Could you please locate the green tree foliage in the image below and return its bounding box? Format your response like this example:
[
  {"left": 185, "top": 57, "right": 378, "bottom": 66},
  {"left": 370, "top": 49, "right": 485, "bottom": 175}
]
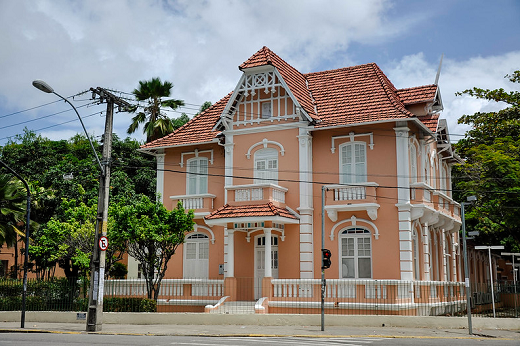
[
  {"left": 127, "top": 77, "right": 185, "bottom": 142},
  {"left": 454, "top": 70, "right": 520, "bottom": 251},
  {"left": 0, "top": 174, "right": 25, "bottom": 246},
  {"left": 1, "top": 130, "right": 156, "bottom": 278},
  {"left": 111, "top": 196, "right": 194, "bottom": 300}
]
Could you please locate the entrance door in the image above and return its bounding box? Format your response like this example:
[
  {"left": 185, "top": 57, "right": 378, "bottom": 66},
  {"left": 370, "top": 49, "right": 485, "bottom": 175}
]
[
  {"left": 183, "top": 233, "right": 209, "bottom": 279},
  {"left": 254, "top": 235, "right": 279, "bottom": 299}
]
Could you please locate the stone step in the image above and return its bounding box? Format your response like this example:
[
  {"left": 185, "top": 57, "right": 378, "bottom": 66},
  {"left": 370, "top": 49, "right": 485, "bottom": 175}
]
[{"left": 210, "top": 301, "right": 256, "bottom": 314}]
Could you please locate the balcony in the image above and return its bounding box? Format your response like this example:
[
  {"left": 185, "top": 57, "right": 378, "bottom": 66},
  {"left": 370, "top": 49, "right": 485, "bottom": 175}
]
[
  {"left": 324, "top": 183, "right": 379, "bottom": 221},
  {"left": 170, "top": 193, "right": 216, "bottom": 218},
  {"left": 226, "top": 183, "right": 288, "bottom": 206}
]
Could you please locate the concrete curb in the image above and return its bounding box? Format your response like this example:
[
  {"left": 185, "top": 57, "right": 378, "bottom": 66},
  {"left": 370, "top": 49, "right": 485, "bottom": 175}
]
[
  {"left": 0, "top": 328, "right": 513, "bottom": 340},
  {"left": 2, "top": 311, "right": 519, "bottom": 330}
]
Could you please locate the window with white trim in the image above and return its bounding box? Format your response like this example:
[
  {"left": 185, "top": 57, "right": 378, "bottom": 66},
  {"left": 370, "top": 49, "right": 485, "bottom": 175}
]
[
  {"left": 340, "top": 142, "right": 367, "bottom": 184},
  {"left": 340, "top": 227, "right": 372, "bottom": 278},
  {"left": 261, "top": 102, "right": 272, "bottom": 119},
  {"left": 254, "top": 148, "right": 278, "bottom": 184},
  {"left": 187, "top": 157, "right": 208, "bottom": 195},
  {"left": 410, "top": 144, "right": 418, "bottom": 183}
]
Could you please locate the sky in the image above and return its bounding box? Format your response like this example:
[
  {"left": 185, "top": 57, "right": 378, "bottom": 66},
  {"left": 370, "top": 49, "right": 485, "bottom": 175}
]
[{"left": 0, "top": 0, "right": 519, "bottom": 147}]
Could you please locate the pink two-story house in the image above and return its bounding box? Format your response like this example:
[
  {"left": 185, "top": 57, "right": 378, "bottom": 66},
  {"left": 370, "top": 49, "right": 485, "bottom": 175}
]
[{"left": 136, "top": 47, "right": 463, "bottom": 314}]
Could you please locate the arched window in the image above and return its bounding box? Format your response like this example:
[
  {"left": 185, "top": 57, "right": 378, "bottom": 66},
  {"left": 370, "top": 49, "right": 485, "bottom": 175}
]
[
  {"left": 254, "top": 148, "right": 278, "bottom": 184},
  {"left": 340, "top": 227, "right": 372, "bottom": 278},
  {"left": 183, "top": 233, "right": 209, "bottom": 278},
  {"left": 187, "top": 157, "right": 208, "bottom": 195},
  {"left": 340, "top": 142, "right": 367, "bottom": 184},
  {"left": 413, "top": 229, "right": 421, "bottom": 280}
]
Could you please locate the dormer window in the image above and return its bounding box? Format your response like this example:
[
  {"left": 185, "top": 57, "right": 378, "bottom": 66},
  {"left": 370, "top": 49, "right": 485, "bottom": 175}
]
[{"left": 261, "top": 102, "right": 271, "bottom": 119}]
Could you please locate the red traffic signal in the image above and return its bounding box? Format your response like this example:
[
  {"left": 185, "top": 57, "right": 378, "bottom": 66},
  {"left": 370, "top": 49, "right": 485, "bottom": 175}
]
[{"left": 321, "top": 248, "right": 331, "bottom": 269}]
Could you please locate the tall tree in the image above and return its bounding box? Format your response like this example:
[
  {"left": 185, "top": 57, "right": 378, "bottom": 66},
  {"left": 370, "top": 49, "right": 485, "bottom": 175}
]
[
  {"left": 0, "top": 173, "right": 25, "bottom": 247},
  {"left": 111, "top": 196, "right": 194, "bottom": 300},
  {"left": 127, "top": 77, "right": 185, "bottom": 142},
  {"left": 453, "top": 70, "right": 520, "bottom": 251}
]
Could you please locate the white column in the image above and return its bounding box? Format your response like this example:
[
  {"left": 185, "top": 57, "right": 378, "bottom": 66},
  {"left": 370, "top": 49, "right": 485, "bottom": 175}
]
[
  {"left": 264, "top": 228, "right": 272, "bottom": 277},
  {"left": 422, "top": 223, "right": 431, "bottom": 281},
  {"left": 440, "top": 229, "right": 447, "bottom": 281},
  {"left": 156, "top": 153, "right": 165, "bottom": 203},
  {"left": 225, "top": 229, "right": 235, "bottom": 278},
  {"left": 298, "top": 128, "right": 314, "bottom": 279},
  {"left": 224, "top": 134, "right": 234, "bottom": 205},
  {"left": 395, "top": 125, "right": 413, "bottom": 280}
]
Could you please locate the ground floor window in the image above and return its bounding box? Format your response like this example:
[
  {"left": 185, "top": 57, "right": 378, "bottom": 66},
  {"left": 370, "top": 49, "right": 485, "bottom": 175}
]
[{"left": 340, "top": 227, "right": 372, "bottom": 278}]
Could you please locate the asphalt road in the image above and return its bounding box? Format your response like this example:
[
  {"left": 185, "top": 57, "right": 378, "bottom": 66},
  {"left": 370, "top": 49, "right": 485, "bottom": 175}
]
[{"left": 0, "top": 334, "right": 518, "bottom": 346}]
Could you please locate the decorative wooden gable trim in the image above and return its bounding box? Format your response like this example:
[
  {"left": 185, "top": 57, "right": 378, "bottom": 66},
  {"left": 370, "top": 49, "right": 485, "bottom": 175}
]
[{"left": 218, "top": 66, "right": 313, "bottom": 130}]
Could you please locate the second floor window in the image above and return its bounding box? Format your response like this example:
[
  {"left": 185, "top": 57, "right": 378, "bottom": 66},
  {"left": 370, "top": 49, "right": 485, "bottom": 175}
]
[
  {"left": 254, "top": 148, "right": 278, "bottom": 184},
  {"left": 187, "top": 157, "right": 208, "bottom": 195},
  {"left": 340, "top": 142, "right": 366, "bottom": 184}
]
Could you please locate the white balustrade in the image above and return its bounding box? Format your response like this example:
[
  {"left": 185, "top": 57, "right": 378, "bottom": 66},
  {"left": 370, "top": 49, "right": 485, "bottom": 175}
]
[{"left": 334, "top": 186, "right": 366, "bottom": 201}]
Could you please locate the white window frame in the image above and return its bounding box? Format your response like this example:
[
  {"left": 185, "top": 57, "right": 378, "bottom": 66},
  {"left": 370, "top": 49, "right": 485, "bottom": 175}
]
[
  {"left": 261, "top": 101, "right": 272, "bottom": 119},
  {"left": 410, "top": 143, "right": 418, "bottom": 183},
  {"left": 183, "top": 233, "right": 210, "bottom": 279},
  {"left": 186, "top": 157, "right": 208, "bottom": 195},
  {"left": 339, "top": 227, "right": 372, "bottom": 279},
  {"left": 339, "top": 142, "right": 367, "bottom": 184},
  {"left": 254, "top": 148, "right": 278, "bottom": 184}
]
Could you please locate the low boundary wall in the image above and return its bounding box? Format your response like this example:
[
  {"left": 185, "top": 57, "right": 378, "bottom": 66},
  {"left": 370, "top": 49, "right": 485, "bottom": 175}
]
[{"left": 0, "top": 311, "right": 518, "bottom": 330}]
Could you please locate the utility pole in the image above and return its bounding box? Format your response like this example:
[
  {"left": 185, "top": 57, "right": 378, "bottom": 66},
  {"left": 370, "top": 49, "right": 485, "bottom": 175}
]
[{"left": 86, "top": 87, "right": 131, "bottom": 332}]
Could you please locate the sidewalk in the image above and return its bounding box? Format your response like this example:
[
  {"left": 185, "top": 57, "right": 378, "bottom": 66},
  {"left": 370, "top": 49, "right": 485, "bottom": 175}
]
[{"left": 1, "top": 322, "right": 519, "bottom": 340}]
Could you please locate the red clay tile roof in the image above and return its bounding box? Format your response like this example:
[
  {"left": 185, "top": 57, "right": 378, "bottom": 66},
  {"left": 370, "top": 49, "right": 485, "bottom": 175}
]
[
  {"left": 305, "top": 63, "right": 414, "bottom": 128},
  {"left": 205, "top": 202, "right": 298, "bottom": 221},
  {"left": 142, "top": 47, "right": 438, "bottom": 149},
  {"left": 140, "top": 93, "right": 231, "bottom": 149},
  {"left": 240, "top": 46, "right": 318, "bottom": 120},
  {"left": 417, "top": 113, "right": 439, "bottom": 132},
  {"left": 397, "top": 85, "right": 438, "bottom": 105}
]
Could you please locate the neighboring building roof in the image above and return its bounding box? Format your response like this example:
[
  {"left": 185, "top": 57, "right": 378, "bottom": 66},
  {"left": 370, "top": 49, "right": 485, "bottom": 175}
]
[
  {"left": 417, "top": 113, "right": 440, "bottom": 132},
  {"left": 240, "top": 46, "right": 318, "bottom": 120},
  {"left": 205, "top": 202, "right": 299, "bottom": 221},
  {"left": 141, "top": 93, "right": 231, "bottom": 149},
  {"left": 397, "top": 85, "right": 438, "bottom": 105}
]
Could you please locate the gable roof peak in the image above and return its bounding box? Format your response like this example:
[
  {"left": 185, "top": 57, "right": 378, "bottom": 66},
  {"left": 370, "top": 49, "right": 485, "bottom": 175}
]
[{"left": 239, "top": 46, "right": 280, "bottom": 70}]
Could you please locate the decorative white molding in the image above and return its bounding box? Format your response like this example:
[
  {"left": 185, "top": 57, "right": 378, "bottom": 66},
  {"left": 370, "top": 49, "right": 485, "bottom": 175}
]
[
  {"left": 189, "top": 225, "right": 216, "bottom": 244},
  {"left": 330, "top": 216, "right": 380, "bottom": 240},
  {"left": 324, "top": 203, "right": 379, "bottom": 222},
  {"left": 246, "top": 138, "right": 285, "bottom": 159},
  {"left": 331, "top": 132, "right": 374, "bottom": 153},
  {"left": 180, "top": 149, "right": 214, "bottom": 167}
]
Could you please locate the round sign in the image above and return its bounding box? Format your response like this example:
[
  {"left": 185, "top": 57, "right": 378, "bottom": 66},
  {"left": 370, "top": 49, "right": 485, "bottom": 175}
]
[{"left": 98, "top": 236, "right": 109, "bottom": 251}]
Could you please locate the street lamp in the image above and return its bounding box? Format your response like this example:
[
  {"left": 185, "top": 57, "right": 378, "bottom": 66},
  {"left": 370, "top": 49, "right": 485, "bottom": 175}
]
[
  {"left": 460, "top": 195, "right": 476, "bottom": 335},
  {"left": 0, "top": 160, "right": 31, "bottom": 329},
  {"left": 474, "top": 245, "right": 505, "bottom": 318},
  {"left": 32, "top": 80, "right": 103, "bottom": 173},
  {"left": 33, "top": 80, "right": 113, "bottom": 332}
]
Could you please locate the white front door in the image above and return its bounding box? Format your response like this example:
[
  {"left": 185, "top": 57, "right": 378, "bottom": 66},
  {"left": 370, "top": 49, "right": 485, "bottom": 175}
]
[
  {"left": 254, "top": 235, "right": 279, "bottom": 299},
  {"left": 183, "top": 233, "right": 209, "bottom": 279}
]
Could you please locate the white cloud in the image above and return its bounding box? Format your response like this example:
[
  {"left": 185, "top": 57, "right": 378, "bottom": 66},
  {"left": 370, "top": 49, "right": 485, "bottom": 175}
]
[
  {"left": 385, "top": 52, "right": 520, "bottom": 140},
  {"left": 0, "top": 0, "right": 518, "bottom": 146}
]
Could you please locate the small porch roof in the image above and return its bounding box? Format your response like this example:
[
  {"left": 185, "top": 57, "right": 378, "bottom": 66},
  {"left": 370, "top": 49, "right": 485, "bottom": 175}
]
[{"left": 204, "top": 202, "right": 300, "bottom": 226}]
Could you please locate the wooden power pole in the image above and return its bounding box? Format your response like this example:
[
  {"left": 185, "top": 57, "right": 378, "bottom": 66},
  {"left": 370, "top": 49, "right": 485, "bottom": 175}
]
[{"left": 86, "top": 87, "right": 131, "bottom": 332}]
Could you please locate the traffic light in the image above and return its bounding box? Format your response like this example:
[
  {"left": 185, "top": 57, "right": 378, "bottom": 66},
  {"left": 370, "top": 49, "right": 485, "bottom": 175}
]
[{"left": 321, "top": 249, "right": 331, "bottom": 269}]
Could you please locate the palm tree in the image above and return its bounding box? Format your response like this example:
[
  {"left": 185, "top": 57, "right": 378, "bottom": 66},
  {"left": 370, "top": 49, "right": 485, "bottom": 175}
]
[
  {"left": 127, "top": 77, "right": 185, "bottom": 142},
  {"left": 0, "top": 173, "right": 25, "bottom": 247}
]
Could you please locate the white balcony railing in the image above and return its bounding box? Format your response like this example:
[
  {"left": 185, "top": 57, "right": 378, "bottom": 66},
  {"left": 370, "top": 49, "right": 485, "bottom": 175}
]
[
  {"left": 170, "top": 194, "right": 216, "bottom": 210},
  {"left": 226, "top": 184, "right": 288, "bottom": 203}
]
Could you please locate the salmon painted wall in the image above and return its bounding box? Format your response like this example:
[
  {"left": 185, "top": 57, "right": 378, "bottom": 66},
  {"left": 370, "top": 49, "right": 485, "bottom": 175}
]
[{"left": 311, "top": 123, "right": 402, "bottom": 279}]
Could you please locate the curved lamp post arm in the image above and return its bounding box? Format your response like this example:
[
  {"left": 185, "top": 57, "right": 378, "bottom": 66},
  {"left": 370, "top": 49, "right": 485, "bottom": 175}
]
[{"left": 32, "top": 80, "right": 104, "bottom": 175}]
